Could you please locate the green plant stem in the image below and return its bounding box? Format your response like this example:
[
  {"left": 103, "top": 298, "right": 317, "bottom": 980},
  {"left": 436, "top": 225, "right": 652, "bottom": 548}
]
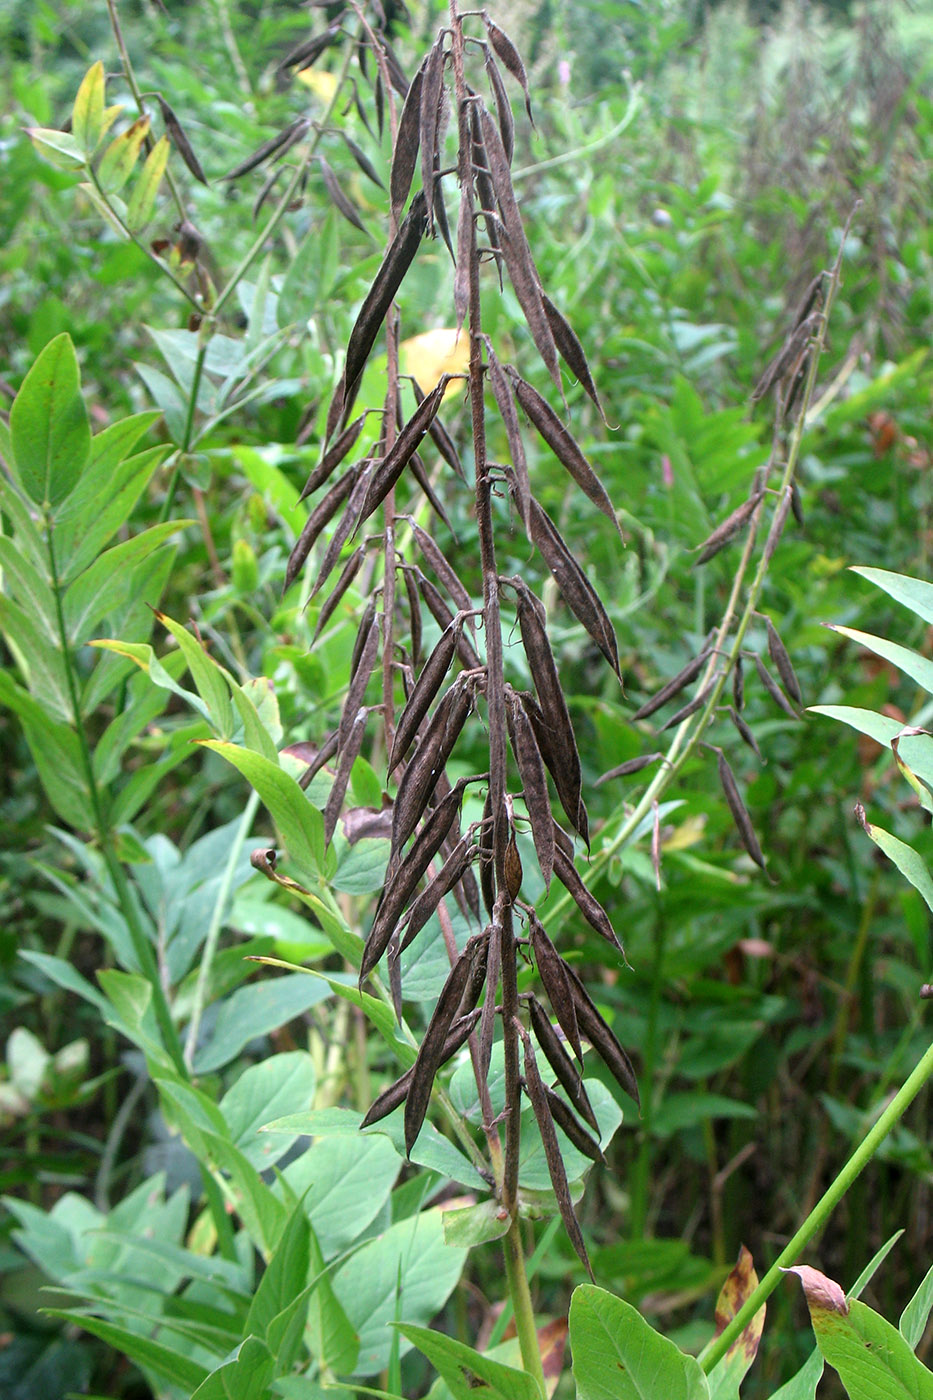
[
  {"left": 183, "top": 789, "right": 260, "bottom": 1067},
  {"left": 512, "top": 84, "right": 642, "bottom": 184},
  {"left": 503, "top": 1215, "right": 547, "bottom": 1399},
  {"left": 628, "top": 908, "right": 665, "bottom": 1239},
  {"left": 698, "top": 1031, "right": 933, "bottom": 1373}
]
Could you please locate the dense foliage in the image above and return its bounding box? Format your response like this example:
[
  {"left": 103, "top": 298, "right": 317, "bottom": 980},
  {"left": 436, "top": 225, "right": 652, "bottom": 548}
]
[{"left": 1, "top": 2, "right": 932, "bottom": 1398}]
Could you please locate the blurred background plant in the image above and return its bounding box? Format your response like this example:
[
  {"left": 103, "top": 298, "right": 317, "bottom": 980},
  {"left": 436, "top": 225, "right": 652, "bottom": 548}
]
[{"left": 1, "top": 0, "right": 932, "bottom": 1396}]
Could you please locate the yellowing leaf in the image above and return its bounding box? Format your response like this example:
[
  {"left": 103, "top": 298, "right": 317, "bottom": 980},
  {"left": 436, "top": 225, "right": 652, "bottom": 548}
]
[
  {"left": 72, "top": 62, "right": 106, "bottom": 154},
  {"left": 296, "top": 69, "right": 339, "bottom": 103},
  {"left": 126, "top": 134, "right": 170, "bottom": 231},
  {"left": 401, "top": 328, "right": 469, "bottom": 398},
  {"left": 662, "top": 812, "right": 707, "bottom": 852}
]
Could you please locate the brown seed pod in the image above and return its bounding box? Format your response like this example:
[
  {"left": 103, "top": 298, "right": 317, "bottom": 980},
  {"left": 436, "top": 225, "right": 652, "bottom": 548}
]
[
  {"left": 542, "top": 1083, "right": 605, "bottom": 1164},
  {"left": 339, "top": 607, "right": 380, "bottom": 753},
  {"left": 503, "top": 822, "right": 523, "bottom": 901},
  {"left": 411, "top": 379, "right": 465, "bottom": 479},
  {"left": 360, "top": 378, "right": 450, "bottom": 524},
  {"left": 507, "top": 691, "right": 555, "bottom": 891},
  {"left": 509, "top": 371, "right": 622, "bottom": 537},
  {"left": 754, "top": 652, "right": 799, "bottom": 719},
  {"left": 630, "top": 645, "right": 712, "bottom": 722},
  {"left": 416, "top": 571, "right": 482, "bottom": 671},
  {"left": 468, "top": 101, "right": 503, "bottom": 275},
  {"left": 527, "top": 919, "right": 582, "bottom": 1063},
  {"left": 389, "top": 617, "right": 461, "bottom": 771},
  {"left": 478, "top": 908, "right": 502, "bottom": 1083},
  {"left": 286, "top": 467, "right": 359, "bottom": 592},
  {"left": 390, "top": 684, "right": 475, "bottom": 856},
  {"left": 657, "top": 679, "right": 715, "bottom": 731},
  {"left": 410, "top": 521, "right": 472, "bottom": 616},
  {"left": 221, "top": 117, "right": 310, "bottom": 181},
  {"left": 541, "top": 292, "right": 604, "bottom": 419},
  {"left": 765, "top": 616, "right": 802, "bottom": 705},
  {"left": 693, "top": 490, "right": 765, "bottom": 565},
  {"left": 312, "top": 546, "right": 365, "bottom": 643},
  {"left": 401, "top": 564, "right": 423, "bottom": 671},
  {"left": 732, "top": 654, "right": 745, "bottom": 712},
  {"left": 551, "top": 843, "right": 625, "bottom": 957},
  {"left": 485, "top": 341, "right": 531, "bottom": 529},
  {"left": 157, "top": 96, "right": 208, "bottom": 185},
  {"left": 596, "top": 753, "right": 662, "bottom": 785},
  {"left": 526, "top": 496, "right": 621, "bottom": 679},
  {"left": 390, "top": 56, "right": 424, "bottom": 220},
  {"left": 419, "top": 34, "right": 447, "bottom": 233},
  {"left": 293, "top": 729, "right": 338, "bottom": 790},
  {"left": 484, "top": 48, "right": 514, "bottom": 165},
  {"left": 527, "top": 993, "right": 597, "bottom": 1125},
  {"left": 761, "top": 484, "right": 794, "bottom": 568},
  {"left": 339, "top": 133, "right": 385, "bottom": 191},
  {"left": 398, "top": 831, "right": 478, "bottom": 954},
  {"left": 318, "top": 155, "right": 368, "bottom": 233},
  {"left": 483, "top": 17, "right": 534, "bottom": 126},
  {"left": 518, "top": 1026, "right": 593, "bottom": 1278},
  {"left": 310, "top": 462, "right": 374, "bottom": 598},
  {"left": 717, "top": 749, "right": 768, "bottom": 873},
  {"left": 359, "top": 1007, "right": 481, "bottom": 1129},
  {"left": 728, "top": 705, "right": 763, "bottom": 761},
  {"left": 276, "top": 27, "right": 339, "bottom": 76},
  {"left": 324, "top": 707, "right": 369, "bottom": 845},
  {"left": 298, "top": 414, "right": 368, "bottom": 501},
  {"left": 518, "top": 689, "right": 588, "bottom": 847},
  {"left": 563, "top": 963, "right": 640, "bottom": 1109}
]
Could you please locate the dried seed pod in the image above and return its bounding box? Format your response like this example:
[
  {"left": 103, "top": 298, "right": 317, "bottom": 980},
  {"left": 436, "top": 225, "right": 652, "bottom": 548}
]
[
  {"left": 310, "top": 462, "right": 373, "bottom": 597},
  {"left": 717, "top": 749, "right": 768, "bottom": 873},
  {"left": 157, "top": 96, "right": 208, "bottom": 184},
  {"left": 417, "top": 571, "right": 482, "bottom": 671},
  {"left": 390, "top": 56, "right": 424, "bottom": 219},
  {"left": 318, "top": 155, "right": 368, "bottom": 233},
  {"left": 765, "top": 616, "right": 802, "bottom": 704},
  {"left": 506, "top": 690, "right": 554, "bottom": 890},
  {"left": 519, "top": 689, "right": 588, "bottom": 847},
  {"left": 694, "top": 490, "right": 765, "bottom": 565},
  {"left": 528, "top": 920, "right": 582, "bottom": 1063},
  {"left": 286, "top": 467, "right": 358, "bottom": 592},
  {"left": 339, "top": 607, "right": 380, "bottom": 753},
  {"left": 754, "top": 652, "right": 799, "bottom": 719},
  {"left": 468, "top": 101, "right": 503, "bottom": 274},
  {"left": 761, "top": 484, "right": 794, "bottom": 568},
  {"left": 519, "top": 1026, "right": 592, "bottom": 1278},
  {"left": 324, "top": 707, "right": 369, "bottom": 845},
  {"left": 390, "top": 684, "right": 475, "bottom": 856},
  {"left": 483, "top": 17, "right": 534, "bottom": 125},
  {"left": 485, "top": 341, "right": 531, "bottom": 528},
  {"left": 402, "top": 564, "right": 423, "bottom": 670},
  {"left": 389, "top": 617, "right": 461, "bottom": 771},
  {"left": 349, "top": 597, "right": 377, "bottom": 680},
  {"left": 503, "top": 821, "right": 523, "bottom": 901},
  {"left": 411, "top": 379, "right": 465, "bottom": 479},
  {"left": 340, "top": 133, "right": 385, "bottom": 190},
  {"left": 596, "top": 753, "right": 662, "bottom": 785},
  {"left": 408, "top": 450, "right": 455, "bottom": 532},
  {"left": 543, "top": 1083, "right": 604, "bottom": 1163},
  {"left": 360, "top": 377, "right": 450, "bottom": 523},
  {"left": 294, "top": 729, "right": 338, "bottom": 790},
  {"left": 484, "top": 48, "right": 514, "bottom": 164},
  {"left": 541, "top": 292, "right": 604, "bottom": 418},
  {"left": 342, "top": 190, "right": 429, "bottom": 418},
  {"left": 277, "top": 27, "right": 338, "bottom": 76},
  {"left": 791, "top": 480, "right": 805, "bottom": 526},
  {"left": 222, "top": 117, "right": 310, "bottom": 181},
  {"left": 405, "top": 932, "right": 488, "bottom": 1153},
  {"left": 728, "top": 705, "right": 763, "bottom": 761},
  {"left": 479, "top": 787, "right": 496, "bottom": 919},
  {"left": 312, "top": 546, "right": 365, "bottom": 643},
  {"left": 419, "top": 34, "right": 447, "bottom": 233},
  {"left": 526, "top": 496, "right": 621, "bottom": 678},
  {"left": 630, "top": 646, "right": 711, "bottom": 722},
  {"left": 478, "top": 908, "right": 501, "bottom": 1083},
  {"left": 563, "top": 963, "right": 640, "bottom": 1109},
  {"left": 527, "top": 995, "right": 599, "bottom": 1138},
  {"left": 552, "top": 843, "right": 625, "bottom": 957},
  {"left": 360, "top": 1007, "right": 481, "bottom": 1129},
  {"left": 508, "top": 372, "right": 621, "bottom": 537},
  {"left": 658, "top": 679, "right": 715, "bottom": 731},
  {"left": 732, "top": 654, "right": 745, "bottom": 712},
  {"left": 298, "top": 414, "right": 367, "bottom": 501},
  {"left": 398, "top": 831, "right": 478, "bottom": 954},
  {"left": 411, "top": 521, "right": 472, "bottom": 616}
]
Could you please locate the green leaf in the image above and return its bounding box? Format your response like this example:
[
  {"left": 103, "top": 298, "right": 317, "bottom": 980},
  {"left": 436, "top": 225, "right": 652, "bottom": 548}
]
[
  {"left": 651, "top": 1093, "right": 757, "bottom": 1139},
  {"left": 229, "top": 678, "right": 280, "bottom": 763},
  {"left": 10, "top": 334, "right": 91, "bottom": 507},
  {"left": 283, "top": 1130, "right": 401, "bottom": 1258},
  {"left": 857, "top": 816, "right": 933, "bottom": 915},
  {"left": 441, "top": 1199, "right": 511, "bottom": 1249},
  {"left": 97, "top": 115, "right": 151, "bottom": 193},
  {"left": 246, "top": 1199, "right": 310, "bottom": 1357},
  {"left": 57, "top": 430, "right": 166, "bottom": 580},
  {"left": 827, "top": 625, "right": 933, "bottom": 699},
  {"left": 72, "top": 62, "right": 106, "bottom": 154},
  {"left": 41, "top": 1312, "right": 208, "bottom": 1392},
  {"left": 64, "top": 523, "right": 190, "bottom": 644},
  {"left": 200, "top": 743, "right": 325, "bottom": 876},
  {"left": 26, "top": 126, "right": 86, "bottom": 170},
  {"left": 158, "top": 612, "right": 235, "bottom": 736},
  {"left": 397, "top": 1323, "right": 541, "bottom": 1400},
  {"left": 189, "top": 1336, "right": 275, "bottom": 1399},
  {"left": 0, "top": 596, "right": 73, "bottom": 721},
  {"left": 0, "top": 536, "right": 57, "bottom": 640},
  {"left": 570, "top": 1285, "right": 710, "bottom": 1400},
  {"left": 810, "top": 707, "right": 933, "bottom": 792},
  {"left": 851, "top": 566, "right": 933, "bottom": 627},
  {"left": 126, "top": 134, "right": 169, "bottom": 231},
  {"left": 332, "top": 1209, "right": 467, "bottom": 1377},
  {"left": 195, "top": 974, "right": 332, "bottom": 1075},
  {"left": 306, "top": 1220, "right": 359, "bottom": 1375},
  {"left": 220, "top": 1052, "right": 316, "bottom": 1169},
  {"left": 135, "top": 362, "right": 189, "bottom": 443},
  {"left": 901, "top": 1262, "right": 933, "bottom": 1350},
  {"left": 0, "top": 670, "right": 92, "bottom": 827},
  {"left": 789, "top": 1268, "right": 933, "bottom": 1400},
  {"left": 18, "top": 951, "right": 110, "bottom": 1015},
  {"left": 202, "top": 1130, "right": 288, "bottom": 1255}
]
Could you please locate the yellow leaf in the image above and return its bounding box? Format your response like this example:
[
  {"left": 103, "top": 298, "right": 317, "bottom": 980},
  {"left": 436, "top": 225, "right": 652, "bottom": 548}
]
[
  {"left": 400, "top": 328, "right": 469, "bottom": 398},
  {"left": 296, "top": 69, "right": 339, "bottom": 103},
  {"left": 661, "top": 813, "right": 707, "bottom": 852}
]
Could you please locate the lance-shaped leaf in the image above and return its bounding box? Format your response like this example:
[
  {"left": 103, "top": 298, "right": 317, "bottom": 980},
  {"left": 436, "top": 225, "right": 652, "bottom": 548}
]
[
  {"left": 527, "top": 496, "right": 621, "bottom": 678},
  {"left": 359, "top": 377, "right": 449, "bottom": 523},
  {"left": 541, "top": 292, "right": 604, "bottom": 418},
  {"left": 419, "top": 33, "right": 447, "bottom": 233},
  {"left": 483, "top": 18, "right": 534, "bottom": 126},
  {"left": 478, "top": 106, "right": 561, "bottom": 393},
  {"left": 389, "top": 616, "right": 462, "bottom": 772},
  {"left": 298, "top": 414, "right": 367, "bottom": 502},
  {"left": 359, "top": 1009, "right": 481, "bottom": 1128},
  {"left": 97, "top": 115, "right": 151, "bottom": 193},
  {"left": 507, "top": 692, "right": 554, "bottom": 890},
  {"left": 391, "top": 680, "right": 475, "bottom": 856},
  {"left": 717, "top": 750, "right": 769, "bottom": 874},
  {"left": 342, "top": 190, "right": 429, "bottom": 412},
  {"left": 125, "top": 135, "right": 170, "bottom": 232},
  {"left": 286, "top": 466, "right": 358, "bottom": 592},
  {"left": 157, "top": 96, "right": 208, "bottom": 184},
  {"left": 709, "top": 1246, "right": 766, "bottom": 1400},
  {"left": 405, "top": 933, "right": 488, "bottom": 1154},
  {"left": 73, "top": 62, "right": 106, "bottom": 154},
  {"left": 399, "top": 832, "right": 479, "bottom": 954},
  {"left": 519, "top": 1025, "right": 592, "bottom": 1278},
  {"left": 509, "top": 371, "right": 621, "bottom": 537},
  {"left": 390, "top": 56, "right": 425, "bottom": 220},
  {"left": 221, "top": 117, "right": 310, "bottom": 181},
  {"left": 527, "top": 996, "right": 597, "bottom": 1132},
  {"left": 564, "top": 963, "right": 640, "bottom": 1109}
]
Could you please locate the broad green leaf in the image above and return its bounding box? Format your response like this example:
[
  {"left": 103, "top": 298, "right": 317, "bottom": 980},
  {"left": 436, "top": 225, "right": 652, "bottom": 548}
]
[
  {"left": 229, "top": 678, "right": 280, "bottom": 763},
  {"left": 10, "top": 334, "right": 90, "bottom": 507},
  {"left": 397, "top": 1323, "right": 541, "bottom": 1400},
  {"left": 25, "top": 126, "right": 86, "bottom": 169},
  {"left": 220, "top": 1052, "right": 316, "bottom": 1169},
  {"left": 652, "top": 1093, "right": 758, "bottom": 1138},
  {"left": 226, "top": 445, "right": 305, "bottom": 536},
  {"left": 857, "top": 816, "right": 933, "bottom": 914},
  {"left": 765, "top": 1349, "right": 823, "bottom": 1400},
  {"left": 333, "top": 1209, "right": 467, "bottom": 1377},
  {"left": 18, "top": 951, "right": 110, "bottom": 1015},
  {"left": 306, "top": 1220, "right": 359, "bottom": 1375},
  {"left": 158, "top": 612, "right": 235, "bottom": 736},
  {"left": 63, "top": 523, "right": 189, "bottom": 644},
  {"left": 97, "top": 115, "right": 150, "bottom": 193},
  {"left": 441, "top": 1199, "right": 511, "bottom": 1249},
  {"left": 570, "top": 1285, "right": 710, "bottom": 1400},
  {"left": 246, "top": 1199, "right": 310, "bottom": 1355},
  {"left": 788, "top": 1267, "right": 933, "bottom": 1400},
  {"left": 707, "top": 1247, "right": 765, "bottom": 1400},
  {"left": 57, "top": 435, "right": 167, "bottom": 580},
  {"left": 202, "top": 1129, "right": 288, "bottom": 1255},
  {"left": 810, "top": 706, "right": 933, "bottom": 792},
  {"left": 200, "top": 743, "right": 325, "bottom": 876},
  {"left": 72, "top": 62, "right": 105, "bottom": 153},
  {"left": 98, "top": 969, "right": 168, "bottom": 1062},
  {"left": 0, "top": 671, "right": 92, "bottom": 827},
  {"left": 0, "top": 595, "right": 72, "bottom": 721},
  {"left": 41, "top": 1312, "right": 208, "bottom": 1392},
  {"left": 283, "top": 1130, "right": 401, "bottom": 1257},
  {"left": 332, "top": 836, "right": 391, "bottom": 894},
  {"left": 189, "top": 1337, "right": 275, "bottom": 1399},
  {"left": 126, "top": 134, "right": 169, "bottom": 230},
  {"left": 0, "top": 537, "right": 57, "bottom": 640},
  {"left": 827, "top": 625, "right": 933, "bottom": 699},
  {"left": 135, "top": 361, "right": 189, "bottom": 443},
  {"left": 852, "top": 566, "right": 933, "bottom": 627},
  {"left": 194, "top": 974, "right": 333, "bottom": 1075},
  {"left": 901, "top": 1262, "right": 933, "bottom": 1350}
]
